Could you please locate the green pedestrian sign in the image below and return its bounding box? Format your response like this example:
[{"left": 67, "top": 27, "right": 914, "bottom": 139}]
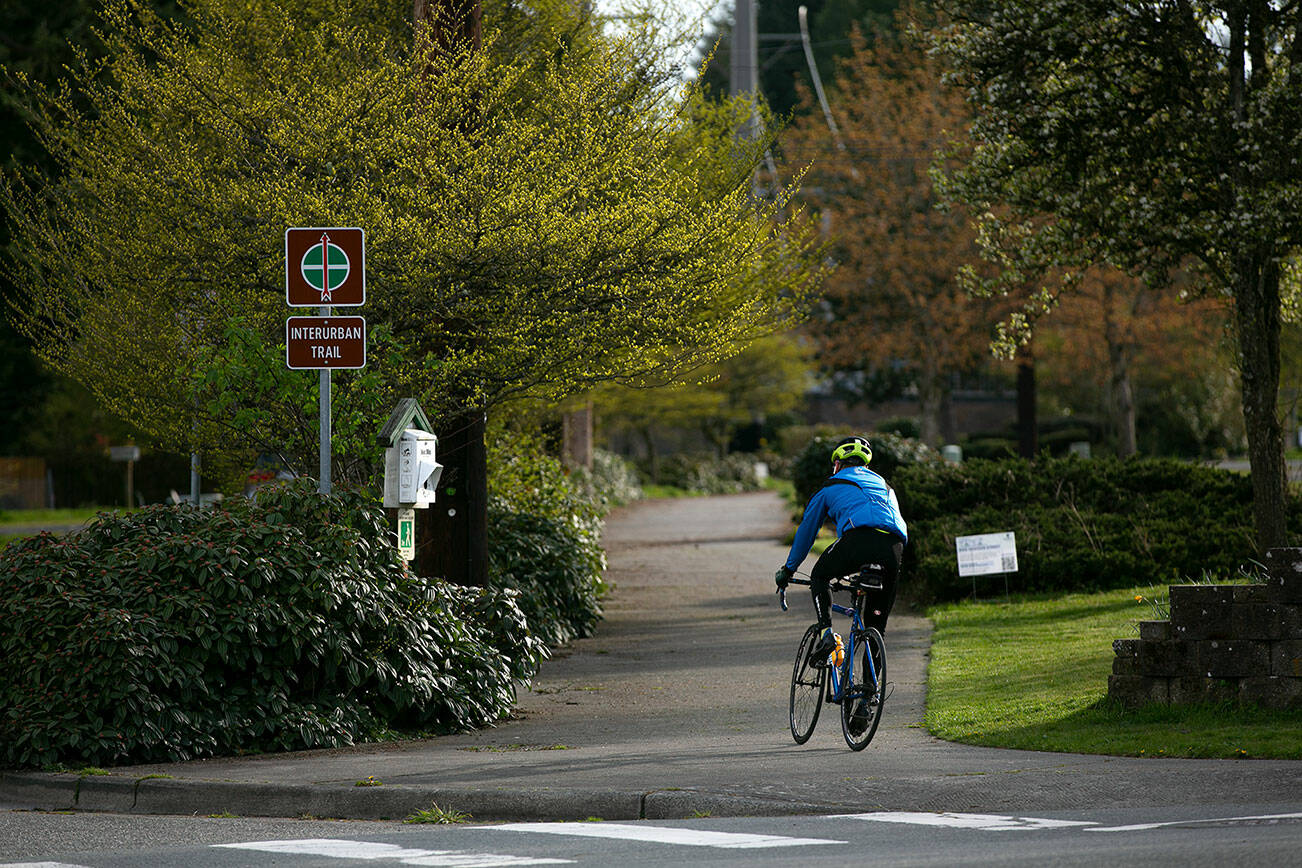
[{"left": 397, "top": 508, "right": 416, "bottom": 561}]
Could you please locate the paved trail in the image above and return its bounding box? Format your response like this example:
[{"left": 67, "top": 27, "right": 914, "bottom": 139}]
[{"left": 4, "top": 492, "right": 1299, "bottom": 821}]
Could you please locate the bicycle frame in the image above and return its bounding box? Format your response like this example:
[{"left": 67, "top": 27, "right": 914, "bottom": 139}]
[
  {"left": 781, "top": 577, "right": 881, "bottom": 704},
  {"left": 822, "top": 599, "right": 859, "bottom": 704}
]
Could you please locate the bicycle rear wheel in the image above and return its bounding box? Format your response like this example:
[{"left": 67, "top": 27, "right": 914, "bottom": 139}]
[
  {"left": 841, "top": 627, "right": 886, "bottom": 751},
  {"left": 789, "top": 624, "right": 826, "bottom": 744}
]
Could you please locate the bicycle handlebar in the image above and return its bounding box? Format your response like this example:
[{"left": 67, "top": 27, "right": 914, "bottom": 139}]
[
  {"left": 778, "top": 576, "right": 810, "bottom": 611},
  {"left": 777, "top": 573, "right": 883, "bottom": 612}
]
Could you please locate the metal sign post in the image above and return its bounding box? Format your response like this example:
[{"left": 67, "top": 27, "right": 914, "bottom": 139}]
[
  {"left": 109, "top": 445, "right": 141, "bottom": 509},
  {"left": 319, "top": 305, "right": 332, "bottom": 494}
]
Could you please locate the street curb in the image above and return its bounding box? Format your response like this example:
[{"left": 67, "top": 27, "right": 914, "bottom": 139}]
[
  {"left": 0, "top": 772, "right": 844, "bottom": 822},
  {"left": 640, "top": 790, "right": 850, "bottom": 819},
  {"left": 1, "top": 771, "right": 79, "bottom": 811}
]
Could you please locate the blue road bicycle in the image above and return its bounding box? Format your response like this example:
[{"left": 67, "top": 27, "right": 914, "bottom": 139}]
[{"left": 779, "top": 570, "right": 888, "bottom": 751}]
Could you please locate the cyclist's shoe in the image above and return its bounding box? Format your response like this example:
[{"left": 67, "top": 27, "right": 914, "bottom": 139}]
[
  {"left": 846, "top": 699, "right": 870, "bottom": 734},
  {"left": 807, "top": 627, "right": 836, "bottom": 668}
]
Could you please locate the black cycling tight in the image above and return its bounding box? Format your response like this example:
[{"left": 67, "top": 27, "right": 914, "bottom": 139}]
[{"left": 809, "top": 526, "right": 903, "bottom": 633}]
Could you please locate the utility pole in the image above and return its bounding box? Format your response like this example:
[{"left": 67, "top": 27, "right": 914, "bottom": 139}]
[
  {"left": 730, "top": 0, "right": 760, "bottom": 140},
  {"left": 730, "top": 0, "right": 762, "bottom": 198},
  {"left": 730, "top": 0, "right": 758, "bottom": 99}
]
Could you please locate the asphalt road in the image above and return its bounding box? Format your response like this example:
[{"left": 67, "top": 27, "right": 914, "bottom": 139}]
[{"left": 6, "top": 805, "right": 1302, "bottom": 866}]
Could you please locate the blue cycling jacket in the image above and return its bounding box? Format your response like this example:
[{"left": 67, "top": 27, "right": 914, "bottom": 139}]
[{"left": 784, "top": 466, "right": 908, "bottom": 572}]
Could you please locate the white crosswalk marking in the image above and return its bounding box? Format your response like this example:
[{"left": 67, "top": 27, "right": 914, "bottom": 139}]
[
  {"left": 484, "top": 822, "right": 844, "bottom": 848},
  {"left": 835, "top": 812, "right": 1098, "bottom": 831},
  {"left": 213, "top": 839, "right": 571, "bottom": 866},
  {"left": 1086, "top": 812, "right": 1302, "bottom": 833}
]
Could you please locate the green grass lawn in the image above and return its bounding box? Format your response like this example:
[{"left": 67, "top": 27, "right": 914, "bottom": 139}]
[
  {"left": 0, "top": 508, "right": 103, "bottom": 527},
  {"left": 0, "top": 508, "right": 104, "bottom": 550},
  {"left": 925, "top": 587, "right": 1302, "bottom": 759},
  {"left": 639, "top": 484, "right": 709, "bottom": 499}
]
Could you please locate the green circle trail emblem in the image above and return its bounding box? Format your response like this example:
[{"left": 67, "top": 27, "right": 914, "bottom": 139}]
[{"left": 301, "top": 233, "right": 350, "bottom": 302}]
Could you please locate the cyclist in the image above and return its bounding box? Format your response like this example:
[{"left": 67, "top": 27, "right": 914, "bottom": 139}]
[{"left": 775, "top": 436, "right": 908, "bottom": 664}]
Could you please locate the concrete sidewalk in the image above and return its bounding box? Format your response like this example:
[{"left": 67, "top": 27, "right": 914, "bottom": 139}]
[{"left": 3, "top": 492, "right": 1300, "bottom": 821}]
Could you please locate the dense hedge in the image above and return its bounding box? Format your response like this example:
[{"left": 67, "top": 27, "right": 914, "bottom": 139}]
[
  {"left": 488, "top": 451, "right": 610, "bottom": 647},
  {"left": 654, "top": 452, "right": 764, "bottom": 494},
  {"left": 0, "top": 480, "right": 544, "bottom": 769},
  {"left": 792, "top": 432, "right": 936, "bottom": 506},
  {"left": 894, "top": 457, "right": 1301, "bottom": 604}
]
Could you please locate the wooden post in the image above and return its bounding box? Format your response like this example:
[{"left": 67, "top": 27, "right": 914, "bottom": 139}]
[
  {"left": 416, "top": 410, "right": 487, "bottom": 585},
  {"left": 1017, "top": 354, "right": 1037, "bottom": 459},
  {"left": 562, "top": 402, "right": 594, "bottom": 471}
]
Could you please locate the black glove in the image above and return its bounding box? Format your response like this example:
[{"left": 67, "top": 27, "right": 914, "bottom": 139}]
[{"left": 775, "top": 565, "right": 793, "bottom": 590}]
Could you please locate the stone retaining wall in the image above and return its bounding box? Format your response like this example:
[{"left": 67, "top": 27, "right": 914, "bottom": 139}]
[{"left": 1108, "top": 547, "right": 1302, "bottom": 709}]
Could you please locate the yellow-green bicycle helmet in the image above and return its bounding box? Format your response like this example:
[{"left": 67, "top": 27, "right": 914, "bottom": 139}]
[{"left": 831, "top": 436, "right": 873, "bottom": 466}]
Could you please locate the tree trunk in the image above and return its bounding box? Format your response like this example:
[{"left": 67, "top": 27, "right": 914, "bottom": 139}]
[
  {"left": 1017, "top": 355, "right": 1037, "bottom": 459},
  {"left": 413, "top": 0, "right": 481, "bottom": 53},
  {"left": 417, "top": 410, "right": 488, "bottom": 585},
  {"left": 639, "top": 426, "right": 659, "bottom": 484},
  {"left": 562, "top": 403, "right": 593, "bottom": 471},
  {"left": 1103, "top": 288, "right": 1137, "bottom": 457},
  {"left": 1109, "top": 356, "right": 1137, "bottom": 457},
  {"left": 940, "top": 379, "right": 958, "bottom": 446},
  {"left": 917, "top": 367, "right": 944, "bottom": 447},
  {"left": 1235, "top": 255, "right": 1288, "bottom": 552},
  {"left": 700, "top": 420, "right": 729, "bottom": 458}
]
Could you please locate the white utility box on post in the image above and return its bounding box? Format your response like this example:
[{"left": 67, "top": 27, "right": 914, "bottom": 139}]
[
  {"left": 378, "top": 398, "right": 442, "bottom": 562},
  {"left": 392, "top": 428, "right": 442, "bottom": 507}
]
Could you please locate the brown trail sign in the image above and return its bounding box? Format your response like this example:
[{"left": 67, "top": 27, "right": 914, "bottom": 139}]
[
  {"left": 285, "top": 316, "right": 367, "bottom": 370},
  {"left": 285, "top": 227, "right": 366, "bottom": 307}
]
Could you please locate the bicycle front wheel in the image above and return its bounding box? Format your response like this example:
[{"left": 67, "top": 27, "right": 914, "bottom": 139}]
[
  {"left": 841, "top": 627, "right": 886, "bottom": 751},
  {"left": 789, "top": 624, "right": 826, "bottom": 744}
]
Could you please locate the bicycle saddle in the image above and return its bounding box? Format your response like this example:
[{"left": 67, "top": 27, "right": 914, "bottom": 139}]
[{"left": 851, "top": 564, "right": 885, "bottom": 589}]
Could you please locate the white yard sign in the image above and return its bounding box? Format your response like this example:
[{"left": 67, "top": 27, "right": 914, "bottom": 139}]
[{"left": 955, "top": 532, "right": 1018, "bottom": 577}]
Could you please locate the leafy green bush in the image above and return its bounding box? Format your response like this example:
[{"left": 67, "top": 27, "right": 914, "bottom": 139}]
[
  {"left": 791, "top": 432, "right": 937, "bottom": 506},
  {"left": 488, "top": 451, "right": 608, "bottom": 647},
  {"left": 960, "top": 417, "right": 1103, "bottom": 460},
  {"left": 875, "top": 417, "right": 921, "bottom": 439},
  {"left": 654, "top": 452, "right": 763, "bottom": 494},
  {"left": 960, "top": 437, "right": 1017, "bottom": 461},
  {"left": 486, "top": 508, "right": 606, "bottom": 646},
  {"left": 0, "top": 480, "right": 545, "bottom": 769},
  {"left": 894, "top": 456, "right": 1301, "bottom": 604},
  {"left": 573, "top": 449, "right": 643, "bottom": 508}
]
